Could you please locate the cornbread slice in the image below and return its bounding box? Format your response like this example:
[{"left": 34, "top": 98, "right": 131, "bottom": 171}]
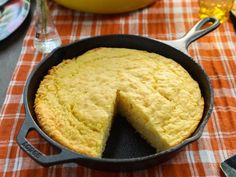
[
  {"left": 117, "top": 57, "right": 204, "bottom": 151},
  {"left": 35, "top": 48, "right": 204, "bottom": 157}
]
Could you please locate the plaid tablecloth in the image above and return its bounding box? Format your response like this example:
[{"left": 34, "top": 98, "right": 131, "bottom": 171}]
[{"left": 0, "top": 0, "right": 236, "bottom": 176}]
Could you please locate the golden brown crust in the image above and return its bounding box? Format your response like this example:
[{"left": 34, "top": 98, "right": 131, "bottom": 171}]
[{"left": 35, "top": 48, "right": 204, "bottom": 157}]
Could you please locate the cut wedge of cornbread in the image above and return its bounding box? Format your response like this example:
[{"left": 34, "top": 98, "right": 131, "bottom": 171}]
[{"left": 35, "top": 48, "right": 204, "bottom": 157}]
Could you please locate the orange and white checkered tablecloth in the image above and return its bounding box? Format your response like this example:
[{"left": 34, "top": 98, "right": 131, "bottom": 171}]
[{"left": 0, "top": 0, "right": 236, "bottom": 176}]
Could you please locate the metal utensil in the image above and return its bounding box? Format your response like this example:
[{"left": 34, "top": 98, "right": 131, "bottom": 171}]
[{"left": 221, "top": 154, "right": 236, "bottom": 177}]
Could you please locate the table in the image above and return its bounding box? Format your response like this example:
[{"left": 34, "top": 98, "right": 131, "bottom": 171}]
[{"left": 0, "top": 0, "right": 236, "bottom": 176}]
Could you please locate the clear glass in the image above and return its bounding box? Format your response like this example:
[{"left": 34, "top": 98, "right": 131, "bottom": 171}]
[
  {"left": 199, "top": 0, "right": 234, "bottom": 23},
  {"left": 33, "top": 0, "right": 61, "bottom": 53}
]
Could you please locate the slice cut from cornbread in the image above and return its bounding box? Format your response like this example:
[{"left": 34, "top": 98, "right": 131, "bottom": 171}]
[
  {"left": 117, "top": 55, "right": 204, "bottom": 151},
  {"left": 117, "top": 88, "right": 203, "bottom": 151},
  {"left": 35, "top": 47, "right": 204, "bottom": 157}
]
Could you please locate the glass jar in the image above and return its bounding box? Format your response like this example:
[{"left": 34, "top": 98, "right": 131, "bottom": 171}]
[
  {"left": 34, "top": 0, "right": 61, "bottom": 53},
  {"left": 199, "top": 0, "right": 234, "bottom": 23}
]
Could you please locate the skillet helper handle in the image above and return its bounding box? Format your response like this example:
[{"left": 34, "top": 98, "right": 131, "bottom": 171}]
[
  {"left": 17, "top": 118, "right": 79, "bottom": 166},
  {"left": 160, "top": 17, "right": 220, "bottom": 54}
]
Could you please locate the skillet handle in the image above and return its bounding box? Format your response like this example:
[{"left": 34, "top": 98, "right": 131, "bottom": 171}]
[
  {"left": 159, "top": 17, "right": 220, "bottom": 54},
  {"left": 16, "top": 117, "right": 81, "bottom": 166}
]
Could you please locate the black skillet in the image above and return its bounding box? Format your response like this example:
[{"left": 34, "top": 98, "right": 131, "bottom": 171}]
[{"left": 17, "top": 17, "right": 220, "bottom": 171}]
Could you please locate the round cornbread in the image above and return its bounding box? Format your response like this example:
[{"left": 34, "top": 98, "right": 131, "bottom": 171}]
[{"left": 35, "top": 48, "right": 204, "bottom": 157}]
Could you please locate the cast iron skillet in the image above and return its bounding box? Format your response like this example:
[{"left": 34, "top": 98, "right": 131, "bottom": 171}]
[{"left": 17, "top": 17, "right": 220, "bottom": 171}]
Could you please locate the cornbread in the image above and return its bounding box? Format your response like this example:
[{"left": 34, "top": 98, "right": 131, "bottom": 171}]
[{"left": 35, "top": 48, "right": 204, "bottom": 157}]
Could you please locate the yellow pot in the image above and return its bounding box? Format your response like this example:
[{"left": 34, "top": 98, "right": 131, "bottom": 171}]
[{"left": 54, "top": 0, "right": 157, "bottom": 14}]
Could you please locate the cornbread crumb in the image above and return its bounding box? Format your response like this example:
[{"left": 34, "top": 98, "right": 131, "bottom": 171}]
[{"left": 35, "top": 48, "right": 204, "bottom": 157}]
